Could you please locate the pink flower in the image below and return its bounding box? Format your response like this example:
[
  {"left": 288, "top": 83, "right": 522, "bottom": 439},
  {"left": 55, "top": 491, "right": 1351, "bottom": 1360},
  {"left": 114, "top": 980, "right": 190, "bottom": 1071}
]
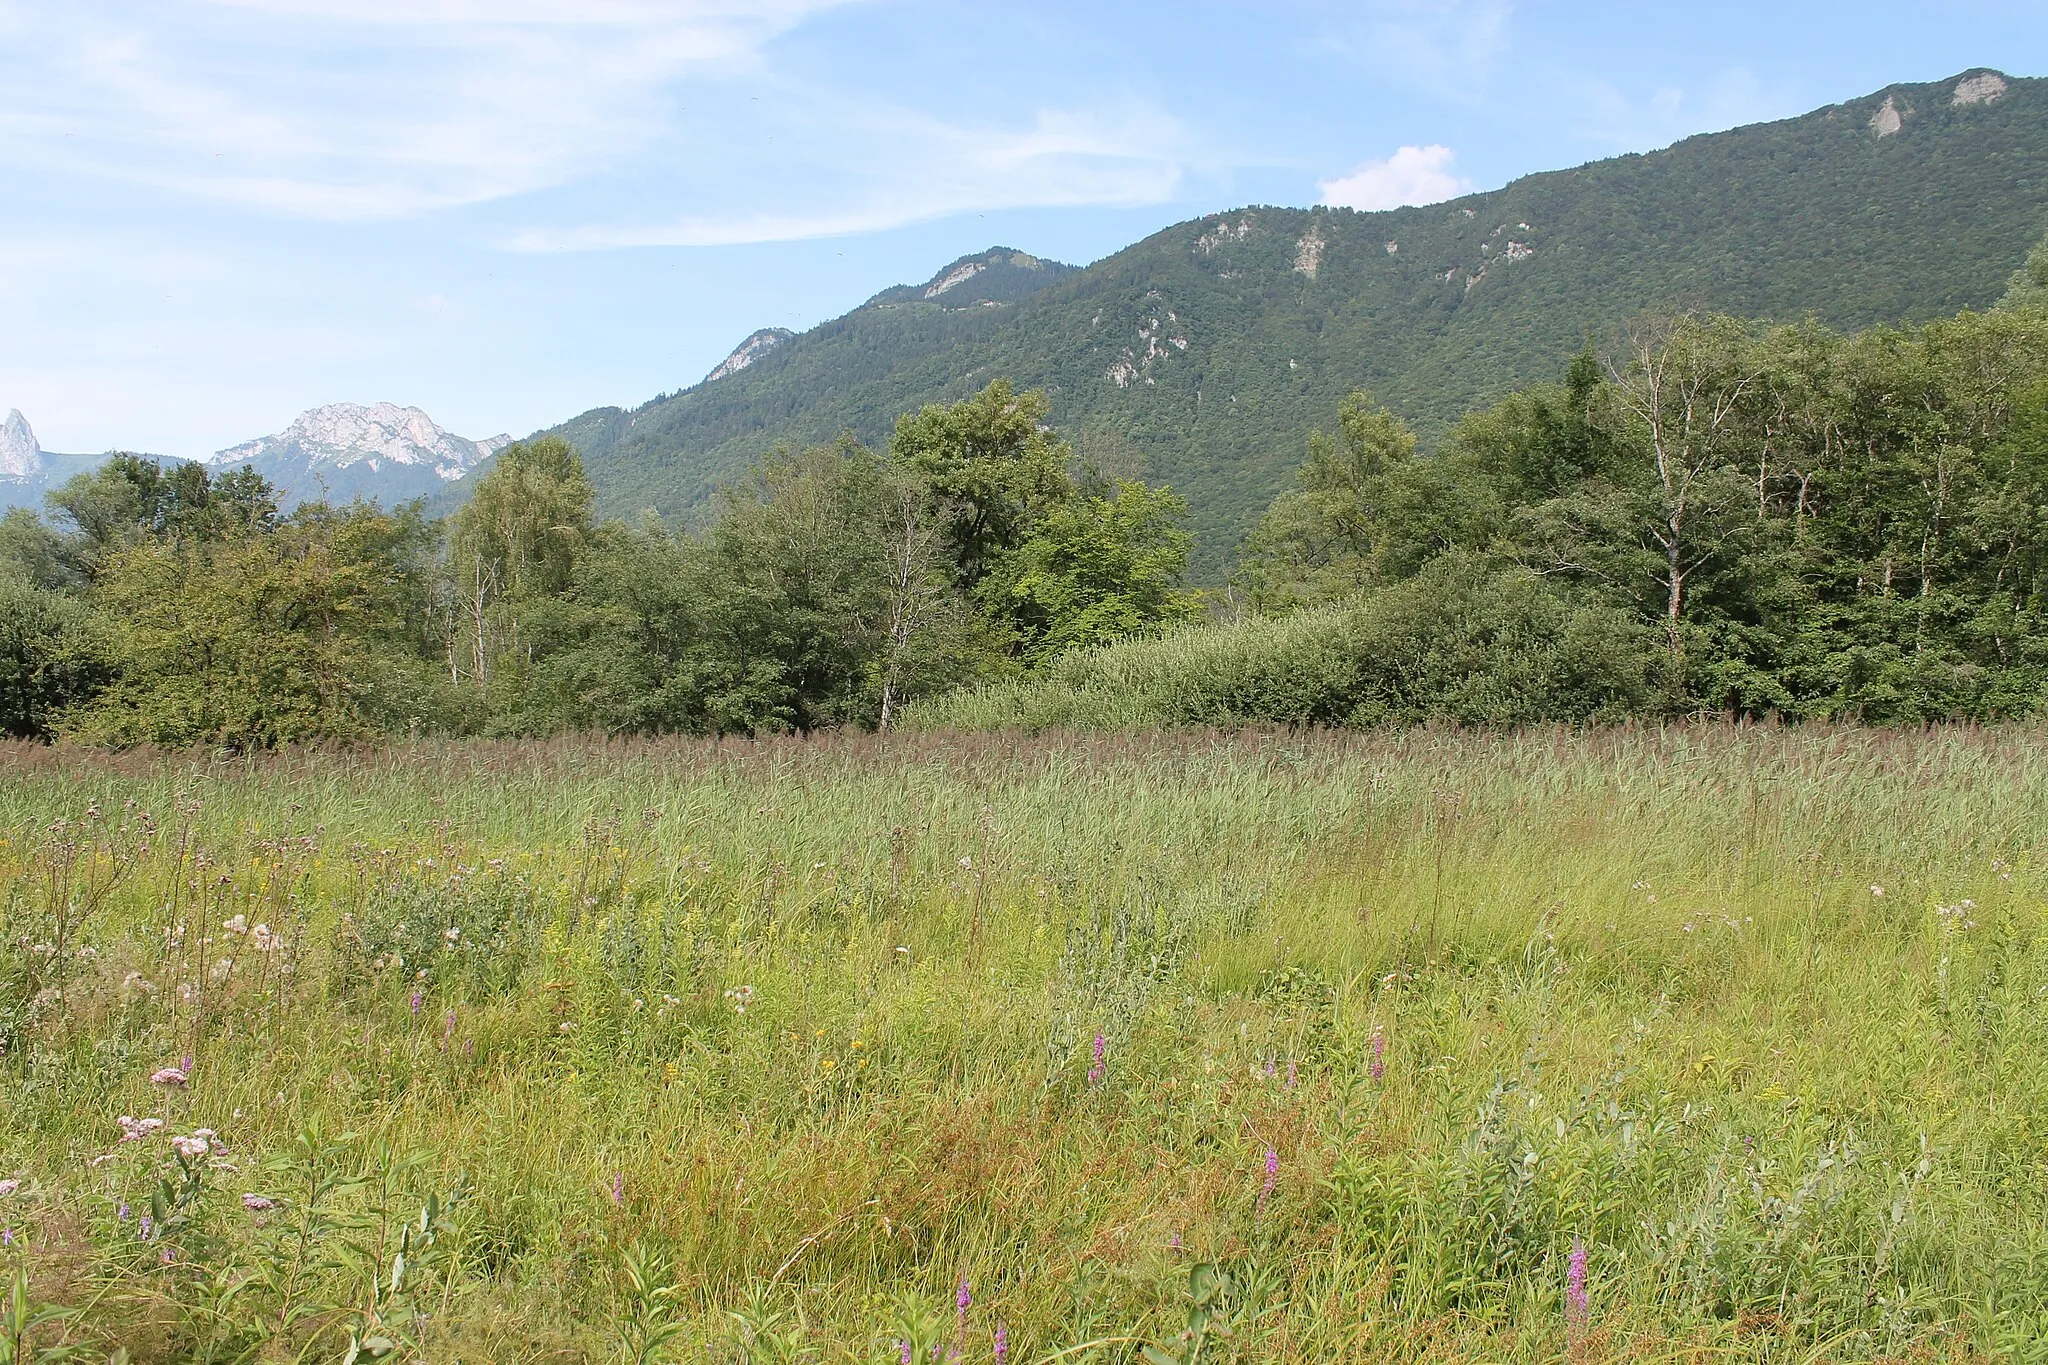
[
  {"left": 1087, "top": 1032, "right": 1106, "bottom": 1085},
  {"left": 1369, "top": 1028, "right": 1386, "bottom": 1084},
  {"left": 118, "top": 1116, "right": 164, "bottom": 1142},
  {"left": 241, "top": 1193, "right": 277, "bottom": 1212},
  {"left": 0, "top": 1179, "right": 19, "bottom": 1197},
  {"left": 150, "top": 1066, "right": 189, "bottom": 1088},
  {"left": 1566, "top": 1236, "right": 1590, "bottom": 1353},
  {"left": 171, "top": 1134, "right": 210, "bottom": 1160},
  {"left": 993, "top": 1323, "right": 1008, "bottom": 1365}
]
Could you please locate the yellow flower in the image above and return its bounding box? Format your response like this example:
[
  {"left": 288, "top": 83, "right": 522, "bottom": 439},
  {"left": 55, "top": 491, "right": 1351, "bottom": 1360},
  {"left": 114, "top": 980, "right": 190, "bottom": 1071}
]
[{"left": 821, "top": 1058, "right": 835, "bottom": 1071}]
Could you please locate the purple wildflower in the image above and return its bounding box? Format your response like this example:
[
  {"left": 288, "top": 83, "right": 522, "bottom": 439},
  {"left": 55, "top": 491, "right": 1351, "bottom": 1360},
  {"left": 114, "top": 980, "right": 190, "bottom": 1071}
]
[
  {"left": 117, "top": 1202, "right": 129, "bottom": 1223},
  {"left": 2, "top": 1228, "right": 11, "bottom": 1248},
  {"left": 444, "top": 1010, "right": 458, "bottom": 1039},
  {"left": 898, "top": 1340, "right": 912, "bottom": 1365},
  {"left": 1369, "top": 1028, "right": 1386, "bottom": 1084},
  {"left": 993, "top": 1323, "right": 1008, "bottom": 1365},
  {"left": 1168, "top": 1230, "right": 1182, "bottom": 1250},
  {"left": 242, "top": 1193, "right": 277, "bottom": 1212},
  {"left": 140, "top": 1215, "right": 153, "bottom": 1241},
  {"left": 1259, "top": 1146, "right": 1279, "bottom": 1207},
  {"left": 1087, "top": 1032, "right": 1106, "bottom": 1085},
  {"left": 1286, "top": 1059, "right": 1297, "bottom": 1089},
  {"left": 410, "top": 990, "right": 423, "bottom": 1017},
  {"left": 180, "top": 1054, "right": 193, "bottom": 1075},
  {"left": 149, "top": 1066, "right": 188, "bottom": 1088},
  {"left": 610, "top": 1171, "right": 624, "bottom": 1206},
  {"left": 1566, "top": 1236, "right": 1590, "bottom": 1352}
]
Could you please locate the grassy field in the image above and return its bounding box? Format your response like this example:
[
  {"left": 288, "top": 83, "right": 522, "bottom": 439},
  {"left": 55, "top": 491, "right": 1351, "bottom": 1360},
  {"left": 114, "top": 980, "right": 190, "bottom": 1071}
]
[{"left": 3, "top": 725, "right": 2047, "bottom": 1363}]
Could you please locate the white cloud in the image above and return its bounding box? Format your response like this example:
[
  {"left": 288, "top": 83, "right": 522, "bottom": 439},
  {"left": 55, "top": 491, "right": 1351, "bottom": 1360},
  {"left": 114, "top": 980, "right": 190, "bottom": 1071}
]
[
  {"left": 0, "top": 1, "right": 862, "bottom": 219},
  {"left": 1315, "top": 1, "right": 1514, "bottom": 100},
  {"left": 513, "top": 101, "right": 1188, "bottom": 250},
  {"left": 1317, "top": 144, "right": 1472, "bottom": 211}
]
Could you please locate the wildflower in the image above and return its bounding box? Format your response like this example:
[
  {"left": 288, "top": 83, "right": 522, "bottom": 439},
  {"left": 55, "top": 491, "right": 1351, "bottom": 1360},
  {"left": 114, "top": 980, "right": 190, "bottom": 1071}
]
[
  {"left": 139, "top": 1215, "right": 153, "bottom": 1241},
  {"left": 724, "top": 985, "right": 755, "bottom": 1014},
  {"left": 241, "top": 1193, "right": 276, "bottom": 1212},
  {"left": 1, "top": 1228, "right": 9, "bottom": 1247},
  {"left": 1370, "top": 1028, "right": 1386, "bottom": 1084},
  {"left": 898, "top": 1342, "right": 912, "bottom": 1365},
  {"left": 150, "top": 1066, "right": 188, "bottom": 1088},
  {"left": 222, "top": 915, "right": 248, "bottom": 934},
  {"left": 821, "top": 1058, "right": 835, "bottom": 1072},
  {"left": 1087, "top": 1032, "right": 1106, "bottom": 1085},
  {"left": 1870, "top": 884, "right": 1885, "bottom": 898},
  {"left": 1566, "top": 1236, "right": 1590, "bottom": 1351},
  {"left": 611, "top": 1171, "right": 624, "bottom": 1206},
  {"left": 251, "top": 923, "right": 279, "bottom": 952},
  {"left": 171, "top": 1135, "right": 210, "bottom": 1160},
  {"left": 118, "top": 1116, "right": 164, "bottom": 1142},
  {"left": 410, "top": 991, "right": 423, "bottom": 1016},
  {"left": 958, "top": 1279, "right": 972, "bottom": 1314},
  {"left": 1168, "top": 1230, "right": 1182, "bottom": 1250},
  {"left": 118, "top": 1203, "right": 129, "bottom": 1222},
  {"left": 444, "top": 926, "right": 461, "bottom": 944},
  {"left": 0, "top": 1179, "right": 18, "bottom": 1196},
  {"left": 181, "top": 1055, "right": 193, "bottom": 1073},
  {"left": 444, "top": 1010, "right": 458, "bottom": 1039},
  {"left": 993, "top": 1322, "right": 1008, "bottom": 1365},
  {"left": 1286, "top": 1059, "right": 1297, "bottom": 1089},
  {"left": 1259, "top": 1147, "right": 1279, "bottom": 1207},
  {"left": 558, "top": 1021, "right": 575, "bottom": 1034}
]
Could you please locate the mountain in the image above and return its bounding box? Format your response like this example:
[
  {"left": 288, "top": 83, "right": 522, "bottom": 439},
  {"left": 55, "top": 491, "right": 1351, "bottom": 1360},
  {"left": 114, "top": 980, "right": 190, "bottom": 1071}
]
[
  {"left": 486, "top": 69, "right": 2048, "bottom": 577},
  {"left": 0, "top": 411, "right": 136, "bottom": 513},
  {"left": 211, "top": 402, "right": 511, "bottom": 507},
  {"left": 1, "top": 410, "right": 39, "bottom": 481}
]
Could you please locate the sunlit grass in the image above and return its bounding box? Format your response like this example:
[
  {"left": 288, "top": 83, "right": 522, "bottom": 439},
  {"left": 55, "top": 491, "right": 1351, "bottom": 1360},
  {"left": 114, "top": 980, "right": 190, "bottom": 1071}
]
[{"left": 2, "top": 725, "right": 2046, "bottom": 1362}]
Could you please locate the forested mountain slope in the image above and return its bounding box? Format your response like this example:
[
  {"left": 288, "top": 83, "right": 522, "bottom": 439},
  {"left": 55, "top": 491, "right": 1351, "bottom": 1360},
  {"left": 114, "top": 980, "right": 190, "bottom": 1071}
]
[{"left": 515, "top": 70, "right": 2048, "bottom": 575}]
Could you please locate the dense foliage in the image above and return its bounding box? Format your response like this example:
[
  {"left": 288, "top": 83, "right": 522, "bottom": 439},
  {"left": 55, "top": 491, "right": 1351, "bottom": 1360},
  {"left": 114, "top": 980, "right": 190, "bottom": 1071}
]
[
  {"left": 926, "top": 275, "right": 2048, "bottom": 730},
  {"left": 0, "top": 384, "right": 1198, "bottom": 747},
  {"left": 12, "top": 241, "right": 2048, "bottom": 745},
  {"left": 506, "top": 71, "right": 2048, "bottom": 575}
]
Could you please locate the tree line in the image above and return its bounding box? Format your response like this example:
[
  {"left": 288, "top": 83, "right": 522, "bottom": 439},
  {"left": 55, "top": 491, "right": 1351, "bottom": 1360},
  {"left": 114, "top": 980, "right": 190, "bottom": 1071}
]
[
  {"left": 0, "top": 383, "right": 1196, "bottom": 745},
  {"left": 5, "top": 238, "right": 2047, "bottom": 745},
  {"left": 1228, "top": 239, "right": 2048, "bottom": 723}
]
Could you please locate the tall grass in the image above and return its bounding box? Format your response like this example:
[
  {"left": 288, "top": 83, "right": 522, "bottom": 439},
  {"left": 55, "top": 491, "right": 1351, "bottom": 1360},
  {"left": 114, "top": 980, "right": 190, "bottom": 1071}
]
[{"left": 2, "top": 725, "right": 2046, "bottom": 1362}]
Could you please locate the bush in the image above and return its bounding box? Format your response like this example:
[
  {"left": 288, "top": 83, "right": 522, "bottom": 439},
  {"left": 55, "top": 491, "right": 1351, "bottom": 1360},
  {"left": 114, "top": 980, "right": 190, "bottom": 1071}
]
[{"left": 909, "top": 554, "right": 1664, "bottom": 732}]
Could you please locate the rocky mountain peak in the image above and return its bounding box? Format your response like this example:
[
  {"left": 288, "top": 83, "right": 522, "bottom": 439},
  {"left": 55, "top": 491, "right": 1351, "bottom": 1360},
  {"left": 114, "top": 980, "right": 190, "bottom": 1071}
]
[
  {"left": 704, "top": 329, "right": 795, "bottom": 386},
  {"left": 205, "top": 402, "right": 510, "bottom": 509},
  {"left": 0, "top": 409, "right": 42, "bottom": 480},
  {"left": 213, "top": 402, "right": 509, "bottom": 483}
]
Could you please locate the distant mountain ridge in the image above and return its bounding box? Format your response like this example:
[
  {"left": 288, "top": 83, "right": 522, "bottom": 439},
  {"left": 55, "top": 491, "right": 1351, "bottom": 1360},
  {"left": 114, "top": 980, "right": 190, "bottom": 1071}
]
[
  {"left": 210, "top": 402, "right": 511, "bottom": 507},
  {"left": 499, "top": 68, "right": 2048, "bottom": 576},
  {"left": 1, "top": 402, "right": 508, "bottom": 514}
]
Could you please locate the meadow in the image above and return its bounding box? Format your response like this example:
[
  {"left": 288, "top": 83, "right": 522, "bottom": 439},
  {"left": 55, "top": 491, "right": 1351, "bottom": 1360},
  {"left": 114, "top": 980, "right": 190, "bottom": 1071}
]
[{"left": 2, "top": 724, "right": 2046, "bottom": 1363}]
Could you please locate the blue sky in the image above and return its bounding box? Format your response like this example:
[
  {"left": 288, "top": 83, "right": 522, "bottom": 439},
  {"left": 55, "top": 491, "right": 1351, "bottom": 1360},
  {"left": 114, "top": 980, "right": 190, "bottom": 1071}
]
[{"left": 5, "top": 1, "right": 2048, "bottom": 457}]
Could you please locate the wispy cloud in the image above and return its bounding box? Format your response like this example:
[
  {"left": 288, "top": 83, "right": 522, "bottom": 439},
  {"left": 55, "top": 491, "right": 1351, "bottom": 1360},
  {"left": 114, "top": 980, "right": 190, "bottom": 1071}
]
[
  {"left": 0, "top": 1, "right": 863, "bottom": 219},
  {"left": 517, "top": 101, "right": 1188, "bottom": 250},
  {"left": 1313, "top": 0, "right": 1515, "bottom": 98},
  {"left": 1318, "top": 144, "right": 1473, "bottom": 210}
]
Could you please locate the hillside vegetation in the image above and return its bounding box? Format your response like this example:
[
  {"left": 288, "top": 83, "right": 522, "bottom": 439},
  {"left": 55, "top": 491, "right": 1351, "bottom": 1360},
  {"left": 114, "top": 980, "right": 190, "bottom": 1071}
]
[{"left": 515, "top": 70, "right": 2048, "bottom": 574}]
